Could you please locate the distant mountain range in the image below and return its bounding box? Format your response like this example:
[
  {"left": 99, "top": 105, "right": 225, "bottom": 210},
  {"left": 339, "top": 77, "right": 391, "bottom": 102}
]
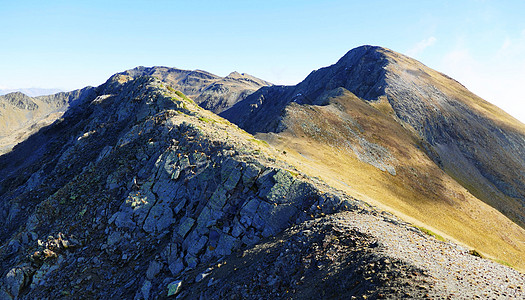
[
  {"left": 0, "top": 89, "right": 94, "bottom": 154},
  {"left": 115, "top": 67, "right": 272, "bottom": 113},
  {"left": 0, "top": 46, "right": 523, "bottom": 299},
  {"left": 0, "top": 88, "right": 63, "bottom": 97}
]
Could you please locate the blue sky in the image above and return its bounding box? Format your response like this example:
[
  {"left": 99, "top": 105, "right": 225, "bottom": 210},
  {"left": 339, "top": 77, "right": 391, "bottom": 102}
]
[{"left": 1, "top": 0, "right": 524, "bottom": 122}]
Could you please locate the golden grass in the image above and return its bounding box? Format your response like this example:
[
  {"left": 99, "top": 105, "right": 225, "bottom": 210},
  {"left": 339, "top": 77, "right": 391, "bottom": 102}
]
[{"left": 259, "top": 90, "right": 525, "bottom": 272}]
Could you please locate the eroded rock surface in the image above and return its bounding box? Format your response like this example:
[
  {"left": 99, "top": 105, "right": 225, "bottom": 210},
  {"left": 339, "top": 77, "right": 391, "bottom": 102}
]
[{"left": 0, "top": 75, "right": 365, "bottom": 299}]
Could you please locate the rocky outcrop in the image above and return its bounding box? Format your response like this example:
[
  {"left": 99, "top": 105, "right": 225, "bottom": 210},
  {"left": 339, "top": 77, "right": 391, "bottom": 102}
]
[{"left": 0, "top": 75, "right": 365, "bottom": 299}]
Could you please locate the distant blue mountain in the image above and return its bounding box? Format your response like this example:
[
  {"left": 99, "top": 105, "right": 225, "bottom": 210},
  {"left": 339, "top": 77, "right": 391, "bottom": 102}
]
[{"left": 0, "top": 87, "right": 63, "bottom": 97}]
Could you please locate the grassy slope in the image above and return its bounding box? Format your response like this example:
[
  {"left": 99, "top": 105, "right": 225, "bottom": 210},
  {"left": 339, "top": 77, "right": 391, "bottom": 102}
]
[{"left": 257, "top": 89, "right": 525, "bottom": 271}]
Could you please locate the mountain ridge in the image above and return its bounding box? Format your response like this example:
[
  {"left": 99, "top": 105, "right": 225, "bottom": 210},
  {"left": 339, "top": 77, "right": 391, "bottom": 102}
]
[
  {"left": 0, "top": 88, "right": 95, "bottom": 154},
  {"left": 0, "top": 46, "right": 524, "bottom": 299},
  {"left": 115, "top": 66, "right": 272, "bottom": 113},
  {"left": 0, "top": 88, "right": 63, "bottom": 98}
]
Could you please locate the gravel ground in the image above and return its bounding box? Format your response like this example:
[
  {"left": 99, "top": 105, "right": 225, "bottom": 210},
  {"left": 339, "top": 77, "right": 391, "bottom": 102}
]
[
  {"left": 180, "top": 210, "right": 524, "bottom": 299},
  {"left": 340, "top": 211, "right": 525, "bottom": 299}
]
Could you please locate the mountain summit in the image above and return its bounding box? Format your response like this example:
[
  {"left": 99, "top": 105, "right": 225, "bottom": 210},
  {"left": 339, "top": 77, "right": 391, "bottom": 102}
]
[{"left": 222, "top": 45, "right": 525, "bottom": 223}]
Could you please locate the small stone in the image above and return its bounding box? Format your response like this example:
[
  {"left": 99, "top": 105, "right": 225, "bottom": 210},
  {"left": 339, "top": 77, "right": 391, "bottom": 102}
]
[
  {"left": 106, "top": 231, "right": 122, "bottom": 246},
  {"left": 185, "top": 256, "right": 198, "bottom": 269},
  {"left": 8, "top": 240, "right": 20, "bottom": 254},
  {"left": 195, "top": 272, "right": 210, "bottom": 283},
  {"left": 209, "top": 186, "right": 228, "bottom": 210},
  {"left": 5, "top": 267, "right": 27, "bottom": 298},
  {"left": 167, "top": 280, "right": 182, "bottom": 297},
  {"left": 92, "top": 257, "right": 101, "bottom": 266},
  {"left": 187, "top": 235, "right": 208, "bottom": 255},
  {"left": 141, "top": 280, "right": 152, "bottom": 300},
  {"left": 21, "top": 233, "right": 29, "bottom": 244},
  {"left": 168, "top": 258, "right": 185, "bottom": 276},
  {"left": 177, "top": 217, "right": 195, "bottom": 238},
  {"left": 208, "top": 230, "right": 220, "bottom": 248},
  {"left": 215, "top": 234, "right": 238, "bottom": 256},
  {"left": 207, "top": 277, "right": 216, "bottom": 287},
  {"left": 146, "top": 261, "right": 163, "bottom": 280},
  {"left": 240, "top": 198, "right": 260, "bottom": 216}
]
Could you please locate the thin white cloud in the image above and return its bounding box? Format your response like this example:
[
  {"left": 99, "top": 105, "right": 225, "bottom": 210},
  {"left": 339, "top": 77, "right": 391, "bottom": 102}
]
[
  {"left": 407, "top": 37, "right": 437, "bottom": 57},
  {"left": 440, "top": 38, "right": 525, "bottom": 124},
  {"left": 497, "top": 30, "right": 525, "bottom": 58},
  {"left": 499, "top": 37, "right": 512, "bottom": 51}
]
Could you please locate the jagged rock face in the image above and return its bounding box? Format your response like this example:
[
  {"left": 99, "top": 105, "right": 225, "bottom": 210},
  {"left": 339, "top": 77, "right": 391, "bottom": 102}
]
[
  {"left": 0, "top": 75, "right": 365, "bottom": 299},
  {"left": 115, "top": 66, "right": 272, "bottom": 114},
  {"left": 222, "top": 45, "right": 525, "bottom": 227}
]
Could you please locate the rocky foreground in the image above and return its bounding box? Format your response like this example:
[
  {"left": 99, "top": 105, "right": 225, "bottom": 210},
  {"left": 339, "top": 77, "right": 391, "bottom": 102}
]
[
  {"left": 180, "top": 210, "right": 524, "bottom": 299},
  {"left": 0, "top": 74, "right": 523, "bottom": 299}
]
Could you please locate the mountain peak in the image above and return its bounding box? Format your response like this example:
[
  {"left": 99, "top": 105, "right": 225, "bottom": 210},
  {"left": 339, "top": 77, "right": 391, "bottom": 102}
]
[
  {"left": 336, "top": 45, "right": 389, "bottom": 64},
  {"left": 226, "top": 71, "right": 243, "bottom": 78}
]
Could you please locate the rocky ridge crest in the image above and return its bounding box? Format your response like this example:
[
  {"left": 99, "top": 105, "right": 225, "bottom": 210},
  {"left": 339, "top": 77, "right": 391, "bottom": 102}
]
[
  {"left": 115, "top": 66, "right": 272, "bottom": 114},
  {"left": 0, "top": 74, "right": 372, "bottom": 299}
]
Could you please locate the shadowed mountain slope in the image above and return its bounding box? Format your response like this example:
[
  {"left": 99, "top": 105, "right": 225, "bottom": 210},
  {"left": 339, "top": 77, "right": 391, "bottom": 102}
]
[{"left": 222, "top": 45, "right": 525, "bottom": 269}]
